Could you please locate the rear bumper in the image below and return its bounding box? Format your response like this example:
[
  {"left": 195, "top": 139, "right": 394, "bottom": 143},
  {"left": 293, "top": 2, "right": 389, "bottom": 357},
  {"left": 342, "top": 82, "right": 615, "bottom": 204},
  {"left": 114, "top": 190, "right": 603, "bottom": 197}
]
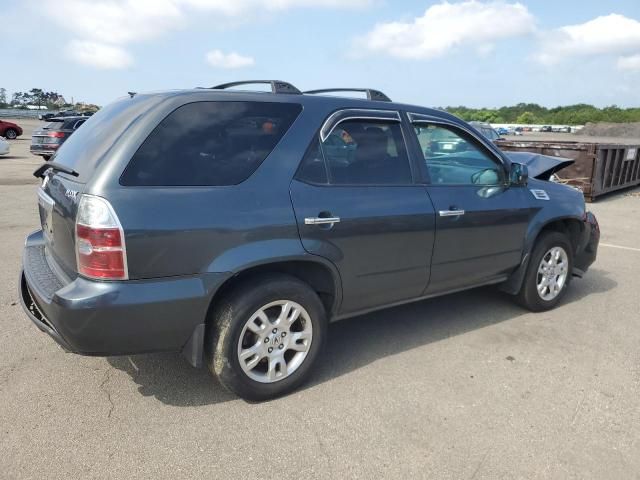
[
  {"left": 30, "top": 145, "right": 58, "bottom": 156},
  {"left": 573, "top": 211, "right": 600, "bottom": 276},
  {"left": 20, "top": 230, "right": 230, "bottom": 358}
]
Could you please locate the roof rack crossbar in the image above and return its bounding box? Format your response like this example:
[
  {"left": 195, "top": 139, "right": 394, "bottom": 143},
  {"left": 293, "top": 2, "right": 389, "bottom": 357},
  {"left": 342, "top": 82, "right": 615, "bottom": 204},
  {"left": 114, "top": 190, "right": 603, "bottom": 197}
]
[
  {"left": 304, "top": 88, "right": 391, "bottom": 102},
  {"left": 211, "top": 80, "right": 301, "bottom": 95}
]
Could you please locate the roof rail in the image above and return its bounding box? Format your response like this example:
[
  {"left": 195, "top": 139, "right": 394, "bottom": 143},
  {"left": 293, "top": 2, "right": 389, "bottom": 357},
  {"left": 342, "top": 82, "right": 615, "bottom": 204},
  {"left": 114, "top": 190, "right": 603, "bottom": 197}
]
[
  {"left": 304, "top": 88, "right": 391, "bottom": 102},
  {"left": 211, "top": 80, "right": 301, "bottom": 95}
]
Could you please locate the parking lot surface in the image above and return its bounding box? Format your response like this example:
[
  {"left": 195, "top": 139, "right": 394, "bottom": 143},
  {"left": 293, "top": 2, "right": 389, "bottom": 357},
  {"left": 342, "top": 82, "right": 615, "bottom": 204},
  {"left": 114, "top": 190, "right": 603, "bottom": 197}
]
[{"left": 1, "top": 121, "right": 639, "bottom": 479}]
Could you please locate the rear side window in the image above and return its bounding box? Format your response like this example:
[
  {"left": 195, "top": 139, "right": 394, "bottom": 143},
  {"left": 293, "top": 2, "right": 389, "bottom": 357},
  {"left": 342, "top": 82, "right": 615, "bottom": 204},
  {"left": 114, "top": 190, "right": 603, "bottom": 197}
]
[
  {"left": 322, "top": 120, "right": 412, "bottom": 185},
  {"left": 121, "top": 101, "right": 302, "bottom": 186}
]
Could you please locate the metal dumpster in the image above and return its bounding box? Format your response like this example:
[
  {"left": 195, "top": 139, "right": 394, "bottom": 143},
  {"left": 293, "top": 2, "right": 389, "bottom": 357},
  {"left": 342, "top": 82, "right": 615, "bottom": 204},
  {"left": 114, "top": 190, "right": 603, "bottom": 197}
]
[{"left": 497, "top": 140, "right": 640, "bottom": 201}]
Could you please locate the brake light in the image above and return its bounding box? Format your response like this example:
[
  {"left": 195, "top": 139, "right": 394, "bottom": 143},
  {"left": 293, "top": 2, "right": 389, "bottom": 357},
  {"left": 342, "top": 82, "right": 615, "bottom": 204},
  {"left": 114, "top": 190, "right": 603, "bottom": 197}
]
[
  {"left": 75, "top": 195, "right": 128, "bottom": 280},
  {"left": 47, "top": 131, "right": 65, "bottom": 138}
]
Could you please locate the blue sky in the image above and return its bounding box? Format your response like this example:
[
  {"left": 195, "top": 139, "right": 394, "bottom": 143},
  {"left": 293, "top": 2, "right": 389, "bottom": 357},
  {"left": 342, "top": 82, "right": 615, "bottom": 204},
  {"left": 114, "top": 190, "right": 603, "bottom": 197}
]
[{"left": 3, "top": 0, "right": 640, "bottom": 108}]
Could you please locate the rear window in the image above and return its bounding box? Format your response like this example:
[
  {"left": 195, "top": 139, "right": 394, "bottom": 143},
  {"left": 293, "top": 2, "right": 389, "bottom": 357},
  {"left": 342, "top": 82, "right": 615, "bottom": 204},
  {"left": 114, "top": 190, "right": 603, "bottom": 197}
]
[
  {"left": 50, "top": 96, "right": 152, "bottom": 182},
  {"left": 121, "top": 101, "right": 302, "bottom": 186},
  {"left": 44, "top": 121, "right": 64, "bottom": 129}
]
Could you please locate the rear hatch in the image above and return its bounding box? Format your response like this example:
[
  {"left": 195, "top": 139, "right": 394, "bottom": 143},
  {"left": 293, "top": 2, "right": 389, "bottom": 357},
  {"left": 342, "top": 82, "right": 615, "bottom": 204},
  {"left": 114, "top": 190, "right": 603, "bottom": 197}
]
[
  {"left": 31, "top": 121, "right": 65, "bottom": 147},
  {"left": 35, "top": 95, "right": 157, "bottom": 276}
]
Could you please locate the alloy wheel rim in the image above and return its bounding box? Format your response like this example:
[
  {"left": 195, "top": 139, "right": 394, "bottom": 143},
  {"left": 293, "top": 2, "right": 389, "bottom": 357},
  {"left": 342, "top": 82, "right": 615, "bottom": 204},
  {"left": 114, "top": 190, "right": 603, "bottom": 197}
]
[
  {"left": 237, "top": 300, "right": 313, "bottom": 383},
  {"left": 536, "top": 246, "right": 569, "bottom": 301}
]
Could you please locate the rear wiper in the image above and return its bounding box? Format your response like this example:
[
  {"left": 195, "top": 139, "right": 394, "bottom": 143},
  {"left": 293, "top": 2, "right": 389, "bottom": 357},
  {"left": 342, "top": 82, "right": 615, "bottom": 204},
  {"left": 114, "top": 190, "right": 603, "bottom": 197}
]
[{"left": 33, "top": 162, "right": 79, "bottom": 179}]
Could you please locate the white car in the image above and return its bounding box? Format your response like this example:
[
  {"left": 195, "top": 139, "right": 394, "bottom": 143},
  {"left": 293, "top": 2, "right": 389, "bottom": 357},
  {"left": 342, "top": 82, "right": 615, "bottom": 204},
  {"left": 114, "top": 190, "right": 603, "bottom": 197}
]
[{"left": 0, "top": 137, "right": 10, "bottom": 155}]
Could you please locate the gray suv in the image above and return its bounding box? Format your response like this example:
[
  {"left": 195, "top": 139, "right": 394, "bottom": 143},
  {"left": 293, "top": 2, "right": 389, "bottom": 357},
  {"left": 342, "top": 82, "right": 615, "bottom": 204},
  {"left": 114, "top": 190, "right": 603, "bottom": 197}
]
[{"left": 20, "top": 81, "right": 599, "bottom": 400}]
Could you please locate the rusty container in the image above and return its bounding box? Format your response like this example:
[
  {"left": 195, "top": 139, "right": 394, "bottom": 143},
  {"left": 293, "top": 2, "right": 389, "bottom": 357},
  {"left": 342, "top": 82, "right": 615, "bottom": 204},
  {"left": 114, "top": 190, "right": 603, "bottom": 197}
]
[{"left": 497, "top": 140, "right": 640, "bottom": 201}]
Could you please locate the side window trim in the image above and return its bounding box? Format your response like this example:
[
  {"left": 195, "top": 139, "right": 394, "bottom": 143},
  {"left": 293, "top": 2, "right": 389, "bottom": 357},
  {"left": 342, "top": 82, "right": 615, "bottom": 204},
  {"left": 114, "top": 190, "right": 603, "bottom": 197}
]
[
  {"left": 320, "top": 108, "right": 401, "bottom": 142},
  {"left": 407, "top": 112, "right": 507, "bottom": 169}
]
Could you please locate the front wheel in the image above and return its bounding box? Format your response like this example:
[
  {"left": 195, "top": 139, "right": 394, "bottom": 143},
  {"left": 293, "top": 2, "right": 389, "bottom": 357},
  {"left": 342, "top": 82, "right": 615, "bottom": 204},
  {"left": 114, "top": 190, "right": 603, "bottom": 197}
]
[
  {"left": 206, "top": 274, "right": 327, "bottom": 401},
  {"left": 516, "top": 231, "right": 573, "bottom": 312}
]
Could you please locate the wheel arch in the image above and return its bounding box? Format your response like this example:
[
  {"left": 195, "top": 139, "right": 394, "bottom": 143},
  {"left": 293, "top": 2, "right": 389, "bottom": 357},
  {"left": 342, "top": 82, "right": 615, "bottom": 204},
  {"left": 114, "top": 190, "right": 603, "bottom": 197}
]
[
  {"left": 209, "top": 258, "right": 343, "bottom": 320},
  {"left": 501, "top": 215, "right": 585, "bottom": 295}
]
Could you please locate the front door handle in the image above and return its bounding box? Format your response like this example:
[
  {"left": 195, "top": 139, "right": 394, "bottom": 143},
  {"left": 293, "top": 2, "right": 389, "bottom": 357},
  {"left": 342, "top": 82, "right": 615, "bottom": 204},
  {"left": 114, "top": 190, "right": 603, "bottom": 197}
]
[
  {"left": 438, "top": 209, "right": 465, "bottom": 217},
  {"left": 305, "top": 216, "right": 341, "bottom": 225}
]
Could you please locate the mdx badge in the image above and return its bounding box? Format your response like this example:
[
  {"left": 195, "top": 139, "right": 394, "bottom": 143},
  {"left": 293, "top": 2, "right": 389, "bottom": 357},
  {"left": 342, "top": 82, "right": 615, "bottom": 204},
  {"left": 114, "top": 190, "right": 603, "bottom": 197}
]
[{"left": 65, "top": 189, "right": 79, "bottom": 201}]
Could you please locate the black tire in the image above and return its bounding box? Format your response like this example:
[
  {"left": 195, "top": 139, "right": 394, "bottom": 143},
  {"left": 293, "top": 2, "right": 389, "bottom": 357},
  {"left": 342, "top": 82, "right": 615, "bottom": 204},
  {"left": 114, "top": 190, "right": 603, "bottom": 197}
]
[
  {"left": 4, "top": 129, "right": 17, "bottom": 140},
  {"left": 516, "top": 231, "right": 573, "bottom": 312},
  {"left": 42, "top": 155, "right": 51, "bottom": 161},
  {"left": 205, "top": 274, "right": 327, "bottom": 401}
]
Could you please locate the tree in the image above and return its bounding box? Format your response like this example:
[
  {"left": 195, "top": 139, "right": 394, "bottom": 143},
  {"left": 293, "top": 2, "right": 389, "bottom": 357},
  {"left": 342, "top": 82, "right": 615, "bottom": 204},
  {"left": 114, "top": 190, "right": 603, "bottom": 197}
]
[
  {"left": 516, "top": 112, "right": 537, "bottom": 124},
  {"left": 0, "top": 88, "right": 6, "bottom": 107}
]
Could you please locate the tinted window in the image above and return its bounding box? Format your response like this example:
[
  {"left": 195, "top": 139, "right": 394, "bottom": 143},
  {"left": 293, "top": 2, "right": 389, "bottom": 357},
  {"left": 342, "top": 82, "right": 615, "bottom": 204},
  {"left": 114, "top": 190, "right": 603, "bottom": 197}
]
[
  {"left": 44, "top": 121, "right": 64, "bottom": 129},
  {"left": 414, "top": 124, "right": 504, "bottom": 185},
  {"left": 322, "top": 120, "right": 411, "bottom": 185},
  {"left": 121, "top": 101, "right": 302, "bottom": 186},
  {"left": 296, "top": 140, "right": 328, "bottom": 184}
]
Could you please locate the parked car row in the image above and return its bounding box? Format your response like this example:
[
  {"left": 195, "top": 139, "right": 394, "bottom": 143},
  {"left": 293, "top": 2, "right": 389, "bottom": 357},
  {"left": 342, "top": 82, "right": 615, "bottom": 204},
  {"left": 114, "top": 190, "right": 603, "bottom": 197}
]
[{"left": 39, "top": 110, "right": 94, "bottom": 121}]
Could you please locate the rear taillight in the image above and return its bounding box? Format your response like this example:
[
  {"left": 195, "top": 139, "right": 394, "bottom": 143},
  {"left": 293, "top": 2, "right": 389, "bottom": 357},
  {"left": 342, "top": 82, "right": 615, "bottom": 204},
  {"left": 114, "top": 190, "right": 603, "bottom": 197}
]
[
  {"left": 75, "top": 195, "right": 128, "bottom": 280},
  {"left": 47, "top": 131, "right": 66, "bottom": 138}
]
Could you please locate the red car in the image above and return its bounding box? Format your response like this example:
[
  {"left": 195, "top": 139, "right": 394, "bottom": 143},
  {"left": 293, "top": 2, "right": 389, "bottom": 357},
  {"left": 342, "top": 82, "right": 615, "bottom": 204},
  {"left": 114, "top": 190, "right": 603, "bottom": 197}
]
[{"left": 0, "top": 120, "right": 23, "bottom": 139}]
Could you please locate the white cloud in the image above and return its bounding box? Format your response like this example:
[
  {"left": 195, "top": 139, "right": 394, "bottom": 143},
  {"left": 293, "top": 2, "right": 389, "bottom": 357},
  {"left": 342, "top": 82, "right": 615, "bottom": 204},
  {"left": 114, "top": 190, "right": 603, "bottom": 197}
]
[
  {"left": 44, "top": 0, "right": 185, "bottom": 45},
  {"left": 42, "top": 0, "right": 373, "bottom": 69},
  {"left": 206, "top": 50, "right": 255, "bottom": 69},
  {"left": 67, "top": 40, "right": 133, "bottom": 69},
  {"left": 355, "top": 1, "right": 535, "bottom": 60},
  {"left": 535, "top": 14, "right": 640, "bottom": 65},
  {"left": 617, "top": 54, "right": 640, "bottom": 71}
]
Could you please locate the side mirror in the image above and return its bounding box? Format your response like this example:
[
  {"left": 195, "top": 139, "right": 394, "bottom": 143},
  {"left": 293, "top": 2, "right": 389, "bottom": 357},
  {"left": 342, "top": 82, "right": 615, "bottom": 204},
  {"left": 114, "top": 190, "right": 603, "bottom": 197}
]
[{"left": 510, "top": 162, "right": 528, "bottom": 186}]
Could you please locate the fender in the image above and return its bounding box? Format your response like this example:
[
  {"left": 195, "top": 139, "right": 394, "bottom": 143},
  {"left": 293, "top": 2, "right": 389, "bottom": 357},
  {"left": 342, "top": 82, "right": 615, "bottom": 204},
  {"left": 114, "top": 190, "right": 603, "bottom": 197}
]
[{"left": 500, "top": 179, "right": 586, "bottom": 295}]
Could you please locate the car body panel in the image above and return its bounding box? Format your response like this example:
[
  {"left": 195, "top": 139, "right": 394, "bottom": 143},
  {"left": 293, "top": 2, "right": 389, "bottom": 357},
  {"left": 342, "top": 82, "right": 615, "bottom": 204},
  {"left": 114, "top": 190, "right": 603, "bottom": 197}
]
[
  {"left": 424, "top": 184, "right": 531, "bottom": 294},
  {"left": 291, "top": 180, "right": 436, "bottom": 314}
]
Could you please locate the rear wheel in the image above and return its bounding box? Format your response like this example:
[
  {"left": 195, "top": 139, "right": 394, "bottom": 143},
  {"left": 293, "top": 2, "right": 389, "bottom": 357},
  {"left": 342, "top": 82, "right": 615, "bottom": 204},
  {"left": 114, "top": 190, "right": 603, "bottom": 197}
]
[
  {"left": 4, "top": 128, "right": 17, "bottom": 140},
  {"left": 42, "top": 155, "right": 51, "bottom": 161},
  {"left": 206, "top": 274, "right": 326, "bottom": 401},
  {"left": 516, "top": 231, "right": 573, "bottom": 311}
]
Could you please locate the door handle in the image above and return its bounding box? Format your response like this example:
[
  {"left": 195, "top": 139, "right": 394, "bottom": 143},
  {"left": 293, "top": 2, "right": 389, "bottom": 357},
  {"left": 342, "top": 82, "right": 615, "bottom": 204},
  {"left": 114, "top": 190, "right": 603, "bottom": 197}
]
[
  {"left": 305, "top": 216, "right": 341, "bottom": 225},
  {"left": 438, "top": 209, "right": 465, "bottom": 217}
]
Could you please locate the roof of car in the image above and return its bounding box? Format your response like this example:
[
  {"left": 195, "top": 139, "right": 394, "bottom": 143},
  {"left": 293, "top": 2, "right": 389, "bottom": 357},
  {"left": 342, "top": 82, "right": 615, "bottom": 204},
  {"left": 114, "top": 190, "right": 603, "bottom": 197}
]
[{"left": 126, "top": 85, "right": 458, "bottom": 126}]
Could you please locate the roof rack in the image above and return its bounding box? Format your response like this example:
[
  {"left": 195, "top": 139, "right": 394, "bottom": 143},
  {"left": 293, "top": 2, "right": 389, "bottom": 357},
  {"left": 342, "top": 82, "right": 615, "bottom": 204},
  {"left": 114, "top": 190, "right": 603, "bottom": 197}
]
[
  {"left": 211, "top": 80, "right": 301, "bottom": 95},
  {"left": 304, "top": 88, "right": 391, "bottom": 102}
]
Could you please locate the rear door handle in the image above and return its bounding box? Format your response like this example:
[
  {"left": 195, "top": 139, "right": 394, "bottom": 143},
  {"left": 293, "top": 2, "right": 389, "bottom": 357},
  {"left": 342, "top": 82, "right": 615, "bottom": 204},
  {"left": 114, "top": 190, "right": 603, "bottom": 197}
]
[
  {"left": 305, "top": 217, "right": 341, "bottom": 225},
  {"left": 438, "top": 209, "right": 465, "bottom": 217}
]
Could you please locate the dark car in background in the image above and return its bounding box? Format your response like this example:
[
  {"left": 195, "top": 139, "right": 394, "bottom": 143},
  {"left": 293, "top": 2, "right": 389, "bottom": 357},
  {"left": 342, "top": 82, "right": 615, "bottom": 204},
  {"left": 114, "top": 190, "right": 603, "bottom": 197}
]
[
  {"left": 0, "top": 119, "right": 23, "bottom": 139},
  {"left": 39, "top": 110, "right": 94, "bottom": 121},
  {"left": 469, "top": 121, "right": 501, "bottom": 142},
  {"left": 20, "top": 81, "right": 599, "bottom": 401},
  {"left": 30, "top": 116, "right": 88, "bottom": 160}
]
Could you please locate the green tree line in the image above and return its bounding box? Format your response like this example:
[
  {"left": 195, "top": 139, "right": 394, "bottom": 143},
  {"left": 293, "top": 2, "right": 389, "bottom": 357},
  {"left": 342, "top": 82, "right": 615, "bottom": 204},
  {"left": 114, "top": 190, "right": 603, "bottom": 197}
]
[
  {"left": 0, "top": 87, "right": 68, "bottom": 109},
  {"left": 444, "top": 103, "right": 640, "bottom": 125}
]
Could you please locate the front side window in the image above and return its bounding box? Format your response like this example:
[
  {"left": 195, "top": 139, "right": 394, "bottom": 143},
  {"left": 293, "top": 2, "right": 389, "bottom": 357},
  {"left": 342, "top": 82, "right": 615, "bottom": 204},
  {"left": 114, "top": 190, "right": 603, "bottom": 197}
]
[
  {"left": 413, "top": 124, "right": 504, "bottom": 185},
  {"left": 121, "top": 101, "right": 302, "bottom": 186},
  {"left": 321, "top": 119, "right": 412, "bottom": 185}
]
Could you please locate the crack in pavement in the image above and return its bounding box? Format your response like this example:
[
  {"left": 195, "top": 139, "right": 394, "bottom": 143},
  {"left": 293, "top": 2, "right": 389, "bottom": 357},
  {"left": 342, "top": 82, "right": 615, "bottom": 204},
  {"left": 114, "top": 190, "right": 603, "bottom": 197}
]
[{"left": 99, "top": 367, "right": 115, "bottom": 419}]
